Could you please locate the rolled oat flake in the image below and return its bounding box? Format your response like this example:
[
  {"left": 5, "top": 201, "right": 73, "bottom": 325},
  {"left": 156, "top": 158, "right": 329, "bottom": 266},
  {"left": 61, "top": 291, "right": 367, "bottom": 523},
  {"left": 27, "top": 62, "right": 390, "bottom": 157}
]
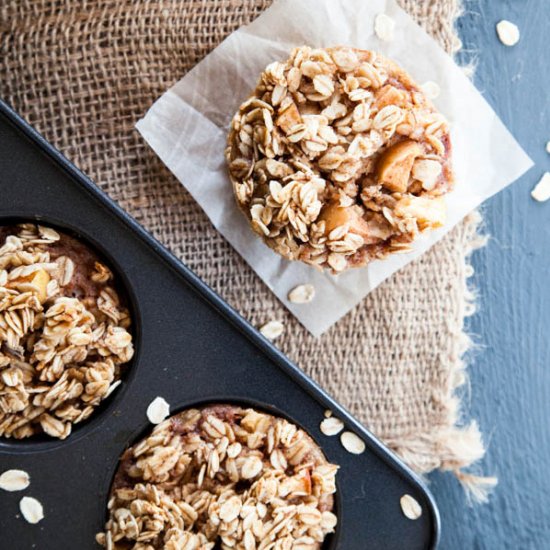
[
  {"left": 259, "top": 320, "right": 284, "bottom": 340},
  {"left": 496, "top": 20, "right": 520, "bottom": 46},
  {"left": 340, "top": 431, "right": 366, "bottom": 454},
  {"left": 0, "top": 469, "right": 30, "bottom": 492},
  {"left": 400, "top": 494, "right": 423, "bottom": 520},
  {"left": 320, "top": 417, "right": 344, "bottom": 436},
  {"left": 374, "top": 13, "right": 395, "bottom": 42},
  {"left": 146, "top": 396, "right": 170, "bottom": 425},
  {"left": 421, "top": 81, "right": 441, "bottom": 100},
  {"left": 531, "top": 172, "right": 550, "bottom": 202},
  {"left": 19, "top": 496, "right": 44, "bottom": 524},
  {"left": 288, "top": 284, "right": 316, "bottom": 304}
]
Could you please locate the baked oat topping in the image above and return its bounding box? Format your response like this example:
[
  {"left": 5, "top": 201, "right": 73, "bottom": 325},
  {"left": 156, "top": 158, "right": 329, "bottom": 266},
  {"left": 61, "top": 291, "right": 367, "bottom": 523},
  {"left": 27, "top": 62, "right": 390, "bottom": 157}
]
[
  {"left": 19, "top": 496, "right": 44, "bottom": 524},
  {"left": 98, "top": 405, "right": 339, "bottom": 549},
  {"left": 226, "top": 46, "right": 454, "bottom": 273},
  {"left": 0, "top": 224, "right": 134, "bottom": 440},
  {"left": 0, "top": 469, "right": 30, "bottom": 492},
  {"left": 400, "top": 494, "right": 422, "bottom": 520}
]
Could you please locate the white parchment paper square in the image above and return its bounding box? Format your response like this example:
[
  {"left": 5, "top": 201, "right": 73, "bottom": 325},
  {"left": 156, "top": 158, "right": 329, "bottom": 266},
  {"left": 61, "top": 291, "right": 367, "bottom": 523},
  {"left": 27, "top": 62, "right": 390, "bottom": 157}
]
[{"left": 136, "top": 0, "right": 533, "bottom": 337}]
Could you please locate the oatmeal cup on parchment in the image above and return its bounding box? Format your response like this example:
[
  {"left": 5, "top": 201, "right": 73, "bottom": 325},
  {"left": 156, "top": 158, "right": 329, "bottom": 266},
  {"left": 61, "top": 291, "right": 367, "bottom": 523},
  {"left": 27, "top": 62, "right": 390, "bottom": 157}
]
[
  {"left": 0, "top": 223, "right": 134, "bottom": 440},
  {"left": 226, "top": 46, "right": 453, "bottom": 273},
  {"left": 97, "top": 404, "right": 338, "bottom": 549}
]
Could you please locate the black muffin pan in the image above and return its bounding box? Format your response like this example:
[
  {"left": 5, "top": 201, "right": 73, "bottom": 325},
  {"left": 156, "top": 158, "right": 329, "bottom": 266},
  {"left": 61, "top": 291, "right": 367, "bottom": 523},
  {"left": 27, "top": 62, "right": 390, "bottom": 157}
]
[{"left": 0, "top": 100, "right": 440, "bottom": 549}]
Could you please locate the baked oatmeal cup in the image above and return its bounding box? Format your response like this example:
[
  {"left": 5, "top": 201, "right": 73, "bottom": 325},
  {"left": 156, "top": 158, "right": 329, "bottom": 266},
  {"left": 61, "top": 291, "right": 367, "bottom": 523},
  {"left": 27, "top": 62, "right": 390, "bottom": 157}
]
[
  {"left": 226, "top": 46, "right": 453, "bottom": 273},
  {"left": 0, "top": 223, "right": 134, "bottom": 439},
  {"left": 98, "top": 404, "right": 338, "bottom": 549}
]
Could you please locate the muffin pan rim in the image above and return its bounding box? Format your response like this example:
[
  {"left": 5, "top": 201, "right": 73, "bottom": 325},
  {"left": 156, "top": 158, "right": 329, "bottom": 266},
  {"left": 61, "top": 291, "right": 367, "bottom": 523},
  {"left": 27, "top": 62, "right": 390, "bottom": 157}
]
[{"left": 0, "top": 99, "right": 440, "bottom": 550}]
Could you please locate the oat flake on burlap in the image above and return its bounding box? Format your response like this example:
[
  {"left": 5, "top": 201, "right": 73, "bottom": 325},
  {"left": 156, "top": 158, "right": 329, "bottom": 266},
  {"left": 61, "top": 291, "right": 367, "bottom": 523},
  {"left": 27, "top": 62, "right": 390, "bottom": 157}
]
[{"left": 0, "top": 0, "right": 495, "bottom": 499}]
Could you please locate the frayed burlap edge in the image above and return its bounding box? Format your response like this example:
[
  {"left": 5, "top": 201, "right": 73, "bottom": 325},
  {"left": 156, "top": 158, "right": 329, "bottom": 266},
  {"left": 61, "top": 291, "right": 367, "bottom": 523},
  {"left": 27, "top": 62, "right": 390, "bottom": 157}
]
[
  {"left": 369, "top": 0, "right": 498, "bottom": 500},
  {"left": 386, "top": 211, "right": 497, "bottom": 502}
]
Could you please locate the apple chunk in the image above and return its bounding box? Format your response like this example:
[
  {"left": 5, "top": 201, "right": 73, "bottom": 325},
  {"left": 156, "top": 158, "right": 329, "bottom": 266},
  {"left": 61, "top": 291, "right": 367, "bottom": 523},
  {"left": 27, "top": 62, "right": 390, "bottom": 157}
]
[
  {"left": 376, "top": 139, "right": 423, "bottom": 192},
  {"left": 318, "top": 203, "right": 370, "bottom": 238},
  {"left": 7, "top": 268, "right": 51, "bottom": 304},
  {"left": 395, "top": 195, "right": 446, "bottom": 230}
]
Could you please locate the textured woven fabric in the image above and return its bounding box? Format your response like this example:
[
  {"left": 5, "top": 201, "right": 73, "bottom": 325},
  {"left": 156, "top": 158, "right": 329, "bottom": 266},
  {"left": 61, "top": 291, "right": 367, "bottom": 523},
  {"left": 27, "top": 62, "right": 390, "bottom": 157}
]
[{"left": 0, "top": 0, "right": 487, "bottom": 480}]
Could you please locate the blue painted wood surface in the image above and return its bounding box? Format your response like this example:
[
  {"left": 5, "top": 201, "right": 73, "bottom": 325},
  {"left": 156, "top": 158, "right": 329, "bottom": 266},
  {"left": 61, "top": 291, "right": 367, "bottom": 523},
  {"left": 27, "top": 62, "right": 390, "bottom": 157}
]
[{"left": 429, "top": 1, "right": 549, "bottom": 548}]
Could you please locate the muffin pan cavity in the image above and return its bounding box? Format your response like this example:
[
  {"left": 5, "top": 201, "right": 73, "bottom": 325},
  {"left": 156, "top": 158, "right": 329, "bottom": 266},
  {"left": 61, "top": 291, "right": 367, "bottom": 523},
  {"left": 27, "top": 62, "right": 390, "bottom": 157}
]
[
  {"left": 100, "top": 402, "right": 339, "bottom": 549},
  {"left": 0, "top": 220, "right": 139, "bottom": 449}
]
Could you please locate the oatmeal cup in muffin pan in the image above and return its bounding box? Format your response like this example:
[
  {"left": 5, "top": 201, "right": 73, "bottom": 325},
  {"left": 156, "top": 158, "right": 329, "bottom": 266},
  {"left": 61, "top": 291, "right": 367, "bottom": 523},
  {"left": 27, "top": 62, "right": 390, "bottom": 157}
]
[
  {"left": 97, "top": 405, "right": 338, "bottom": 550},
  {"left": 0, "top": 223, "right": 134, "bottom": 440},
  {"left": 226, "top": 46, "right": 453, "bottom": 273}
]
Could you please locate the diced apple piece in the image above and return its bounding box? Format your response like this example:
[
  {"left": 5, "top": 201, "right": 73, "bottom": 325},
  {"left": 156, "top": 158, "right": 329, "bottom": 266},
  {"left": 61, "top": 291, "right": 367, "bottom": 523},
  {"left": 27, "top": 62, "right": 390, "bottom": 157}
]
[
  {"left": 395, "top": 195, "right": 446, "bottom": 230},
  {"left": 376, "top": 139, "right": 423, "bottom": 192},
  {"left": 318, "top": 203, "right": 370, "bottom": 238},
  {"left": 7, "top": 269, "right": 51, "bottom": 304},
  {"left": 31, "top": 270, "right": 51, "bottom": 303}
]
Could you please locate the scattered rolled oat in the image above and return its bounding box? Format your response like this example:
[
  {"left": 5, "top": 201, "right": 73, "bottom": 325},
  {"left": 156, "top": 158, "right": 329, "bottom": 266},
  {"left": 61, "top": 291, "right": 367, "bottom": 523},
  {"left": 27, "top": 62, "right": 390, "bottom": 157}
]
[
  {"left": 104, "top": 379, "right": 121, "bottom": 398},
  {"left": 288, "top": 283, "right": 316, "bottom": 304},
  {"left": 531, "top": 172, "right": 550, "bottom": 202},
  {"left": 19, "top": 496, "right": 44, "bottom": 524},
  {"left": 0, "top": 469, "right": 30, "bottom": 492},
  {"left": 146, "top": 396, "right": 170, "bottom": 425},
  {"left": 259, "top": 320, "right": 285, "bottom": 340},
  {"left": 400, "top": 494, "right": 423, "bottom": 520},
  {"left": 227, "top": 46, "right": 454, "bottom": 273},
  {"left": 496, "top": 20, "right": 520, "bottom": 46},
  {"left": 421, "top": 81, "right": 441, "bottom": 100},
  {"left": 340, "top": 431, "right": 366, "bottom": 454},
  {"left": 0, "top": 224, "right": 134, "bottom": 440},
  {"left": 374, "top": 13, "right": 396, "bottom": 42},
  {"left": 320, "top": 416, "right": 344, "bottom": 436},
  {"left": 98, "top": 405, "right": 339, "bottom": 549},
  {"left": 324, "top": 409, "right": 333, "bottom": 418}
]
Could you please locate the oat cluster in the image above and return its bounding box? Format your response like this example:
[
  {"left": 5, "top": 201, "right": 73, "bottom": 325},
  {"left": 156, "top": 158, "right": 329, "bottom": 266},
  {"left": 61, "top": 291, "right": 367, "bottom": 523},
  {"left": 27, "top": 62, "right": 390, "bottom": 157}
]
[
  {"left": 98, "top": 406, "right": 338, "bottom": 550},
  {"left": 0, "top": 224, "right": 134, "bottom": 439},
  {"left": 226, "top": 46, "right": 454, "bottom": 272}
]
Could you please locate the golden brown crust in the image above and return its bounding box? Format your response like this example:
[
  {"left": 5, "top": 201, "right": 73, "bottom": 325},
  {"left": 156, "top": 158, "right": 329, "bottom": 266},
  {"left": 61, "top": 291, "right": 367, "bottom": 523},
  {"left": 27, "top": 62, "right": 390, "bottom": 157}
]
[{"left": 99, "top": 404, "right": 338, "bottom": 549}]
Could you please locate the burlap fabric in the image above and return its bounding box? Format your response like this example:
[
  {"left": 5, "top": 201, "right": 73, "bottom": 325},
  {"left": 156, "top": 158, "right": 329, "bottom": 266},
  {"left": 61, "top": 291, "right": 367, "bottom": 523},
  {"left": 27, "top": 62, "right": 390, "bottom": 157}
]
[{"left": 0, "top": 0, "right": 490, "bottom": 488}]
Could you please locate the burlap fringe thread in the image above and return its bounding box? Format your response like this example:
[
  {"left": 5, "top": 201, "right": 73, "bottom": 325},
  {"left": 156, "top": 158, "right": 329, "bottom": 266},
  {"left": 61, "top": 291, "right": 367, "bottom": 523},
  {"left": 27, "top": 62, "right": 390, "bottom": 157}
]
[{"left": 386, "top": 211, "right": 497, "bottom": 502}]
